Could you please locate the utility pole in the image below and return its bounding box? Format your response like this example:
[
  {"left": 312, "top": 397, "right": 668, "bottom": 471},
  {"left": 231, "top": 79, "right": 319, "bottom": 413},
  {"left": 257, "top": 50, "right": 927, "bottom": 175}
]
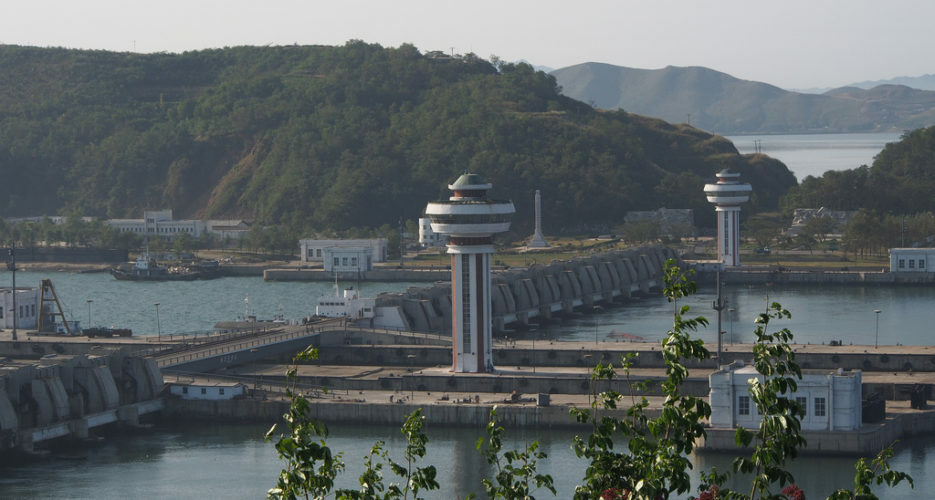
[
  {"left": 9, "top": 248, "right": 16, "bottom": 341},
  {"left": 398, "top": 217, "right": 405, "bottom": 268},
  {"left": 712, "top": 271, "right": 726, "bottom": 360}
]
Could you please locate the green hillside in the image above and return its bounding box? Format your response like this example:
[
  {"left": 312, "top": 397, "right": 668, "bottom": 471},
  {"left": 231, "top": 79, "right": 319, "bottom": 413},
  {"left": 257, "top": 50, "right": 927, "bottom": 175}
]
[
  {"left": 781, "top": 126, "right": 935, "bottom": 214},
  {"left": 552, "top": 63, "right": 935, "bottom": 135},
  {"left": 0, "top": 43, "right": 795, "bottom": 234}
]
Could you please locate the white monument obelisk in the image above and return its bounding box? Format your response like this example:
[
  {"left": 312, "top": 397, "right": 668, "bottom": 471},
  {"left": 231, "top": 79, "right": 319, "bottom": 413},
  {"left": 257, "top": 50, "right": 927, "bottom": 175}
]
[{"left": 528, "top": 190, "right": 549, "bottom": 248}]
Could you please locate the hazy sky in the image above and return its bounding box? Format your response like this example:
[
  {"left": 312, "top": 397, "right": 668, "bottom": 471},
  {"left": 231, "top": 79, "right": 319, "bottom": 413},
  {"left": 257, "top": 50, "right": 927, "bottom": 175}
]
[{"left": 4, "top": 0, "right": 933, "bottom": 90}]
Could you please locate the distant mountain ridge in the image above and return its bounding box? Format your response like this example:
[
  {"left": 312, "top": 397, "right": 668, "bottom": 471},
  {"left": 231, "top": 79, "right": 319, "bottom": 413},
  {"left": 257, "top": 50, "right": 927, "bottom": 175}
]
[
  {"left": 551, "top": 62, "right": 935, "bottom": 135},
  {"left": 848, "top": 74, "right": 935, "bottom": 91}
]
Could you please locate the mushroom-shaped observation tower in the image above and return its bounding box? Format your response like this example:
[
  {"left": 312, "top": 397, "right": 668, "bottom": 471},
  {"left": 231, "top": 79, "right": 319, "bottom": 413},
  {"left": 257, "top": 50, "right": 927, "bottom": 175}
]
[
  {"left": 424, "top": 173, "right": 514, "bottom": 373},
  {"left": 704, "top": 169, "right": 752, "bottom": 267}
]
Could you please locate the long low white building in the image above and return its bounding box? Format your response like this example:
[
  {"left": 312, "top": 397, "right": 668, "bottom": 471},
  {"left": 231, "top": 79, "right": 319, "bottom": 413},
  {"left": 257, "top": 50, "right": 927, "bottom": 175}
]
[
  {"left": 709, "top": 361, "right": 862, "bottom": 432},
  {"left": 107, "top": 209, "right": 249, "bottom": 242}
]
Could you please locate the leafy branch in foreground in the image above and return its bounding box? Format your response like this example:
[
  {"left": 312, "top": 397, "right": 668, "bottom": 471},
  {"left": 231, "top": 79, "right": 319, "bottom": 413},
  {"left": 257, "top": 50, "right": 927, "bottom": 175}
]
[
  {"left": 570, "top": 259, "right": 711, "bottom": 499},
  {"left": 476, "top": 406, "right": 556, "bottom": 499},
  {"left": 731, "top": 302, "right": 807, "bottom": 498},
  {"left": 337, "top": 409, "right": 438, "bottom": 500},
  {"left": 266, "top": 345, "right": 344, "bottom": 499},
  {"left": 827, "top": 445, "right": 914, "bottom": 500}
]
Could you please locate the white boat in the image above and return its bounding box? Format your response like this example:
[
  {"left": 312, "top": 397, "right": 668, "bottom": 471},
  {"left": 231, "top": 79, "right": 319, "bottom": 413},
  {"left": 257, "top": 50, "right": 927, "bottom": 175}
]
[{"left": 315, "top": 283, "right": 376, "bottom": 319}]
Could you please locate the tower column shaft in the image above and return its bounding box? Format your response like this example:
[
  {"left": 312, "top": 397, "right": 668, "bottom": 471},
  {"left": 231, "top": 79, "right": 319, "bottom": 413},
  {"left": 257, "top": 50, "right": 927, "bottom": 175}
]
[
  {"left": 716, "top": 206, "right": 742, "bottom": 266},
  {"left": 449, "top": 251, "right": 493, "bottom": 372}
]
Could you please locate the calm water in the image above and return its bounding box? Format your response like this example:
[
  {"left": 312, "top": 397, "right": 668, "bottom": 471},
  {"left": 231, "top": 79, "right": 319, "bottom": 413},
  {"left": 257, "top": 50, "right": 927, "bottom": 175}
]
[
  {"left": 10, "top": 270, "right": 421, "bottom": 335},
  {"left": 1, "top": 270, "right": 933, "bottom": 498},
  {"left": 727, "top": 132, "right": 901, "bottom": 181}
]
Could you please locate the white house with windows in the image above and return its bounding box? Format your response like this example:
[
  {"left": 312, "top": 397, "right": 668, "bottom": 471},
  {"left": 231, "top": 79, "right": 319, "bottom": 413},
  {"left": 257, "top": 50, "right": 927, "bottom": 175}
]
[
  {"left": 0, "top": 287, "right": 39, "bottom": 329},
  {"left": 709, "top": 361, "right": 862, "bottom": 432},
  {"left": 889, "top": 248, "right": 934, "bottom": 273},
  {"left": 418, "top": 217, "right": 448, "bottom": 248},
  {"left": 323, "top": 247, "right": 373, "bottom": 273},
  {"left": 299, "top": 238, "right": 387, "bottom": 264}
]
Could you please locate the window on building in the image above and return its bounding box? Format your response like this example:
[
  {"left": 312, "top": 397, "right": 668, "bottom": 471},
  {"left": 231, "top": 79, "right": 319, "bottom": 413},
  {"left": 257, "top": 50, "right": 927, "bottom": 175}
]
[
  {"left": 201, "top": 387, "right": 207, "bottom": 395},
  {"left": 219, "top": 388, "right": 225, "bottom": 395},
  {"left": 19, "top": 306, "right": 23, "bottom": 318},
  {"left": 0, "top": 307, "right": 4, "bottom": 319},
  {"left": 921, "top": 259, "right": 926, "bottom": 269},
  {"left": 342, "top": 257, "right": 348, "bottom": 266},
  {"left": 814, "top": 397, "right": 826, "bottom": 417},
  {"left": 316, "top": 249, "right": 322, "bottom": 257},
  {"left": 351, "top": 257, "right": 357, "bottom": 267},
  {"left": 738, "top": 395, "right": 750, "bottom": 415},
  {"left": 899, "top": 259, "right": 905, "bottom": 269},
  {"left": 307, "top": 249, "right": 314, "bottom": 259},
  {"left": 182, "top": 386, "right": 188, "bottom": 394},
  {"left": 333, "top": 257, "right": 339, "bottom": 267},
  {"left": 909, "top": 259, "right": 915, "bottom": 269},
  {"left": 795, "top": 396, "right": 807, "bottom": 416}
]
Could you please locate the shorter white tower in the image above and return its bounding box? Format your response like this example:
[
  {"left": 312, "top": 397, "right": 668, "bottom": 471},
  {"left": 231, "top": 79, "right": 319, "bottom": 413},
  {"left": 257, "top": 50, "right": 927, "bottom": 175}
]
[
  {"left": 425, "top": 173, "right": 514, "bottom": 373},
  {"left": 527, "top": 190, "right": 549, "bottom": 248},
  {"left": 704, "top": 169, "right": 752, "bottom": 267}
]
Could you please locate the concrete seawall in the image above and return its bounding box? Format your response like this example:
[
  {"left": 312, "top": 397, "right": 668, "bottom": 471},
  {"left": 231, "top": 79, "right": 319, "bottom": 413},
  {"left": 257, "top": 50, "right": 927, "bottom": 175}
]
[
  {"left": 164, "top": 396, "right": 631, "bottom": 429},
  {"left": 696, "top": 268, "right": 935, "bottom": 285},
  {"left": 263, "top": 268, "right": 449, "bottom": 282}
]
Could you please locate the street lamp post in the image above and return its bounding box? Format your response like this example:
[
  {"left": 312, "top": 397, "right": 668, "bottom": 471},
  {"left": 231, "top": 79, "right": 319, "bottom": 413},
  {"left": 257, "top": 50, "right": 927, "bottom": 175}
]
[
  {"left": 728, "top": 308, "right": 735, "bottom": 345},
  {"left": 154, "top": 302, "right": 161, "bottom": 340},
  {"left": 874, "top": 309, "right": 882, "bottom": 348},
  {"left": 86, "top": 299, "right": 93, "bottom": 329}
]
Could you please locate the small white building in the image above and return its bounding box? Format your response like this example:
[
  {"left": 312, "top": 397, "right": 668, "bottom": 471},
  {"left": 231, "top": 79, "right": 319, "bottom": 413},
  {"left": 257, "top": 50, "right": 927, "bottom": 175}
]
[
  {"left": 168, "top": 381, "right": 246, "bottom": 400},
  {"left": 889, "top": 248, "right": 933, "bottom": 272},
  {"left": 323, "top": 247, "right": 373, "bottom": 273},
  {"left": 300, "top": 238, "right": 387, "bottom": 263},
  {"left": 709, "top": 361, "right": 862, "bottom": 432},
  {"left": 418, "top": 217, "right": 448, "bottom": 248},
  {"left": 0, "top": 287, "right": 40, "bottom": 330}
]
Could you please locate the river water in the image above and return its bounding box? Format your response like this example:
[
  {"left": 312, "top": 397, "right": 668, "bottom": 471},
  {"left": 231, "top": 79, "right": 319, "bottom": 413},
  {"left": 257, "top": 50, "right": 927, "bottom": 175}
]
[
  {"left": 726, "top": 132, "right": 901, "bottom": 181},
  {"left": 1, "top": 270, "right": 933, "bottom": 498}
]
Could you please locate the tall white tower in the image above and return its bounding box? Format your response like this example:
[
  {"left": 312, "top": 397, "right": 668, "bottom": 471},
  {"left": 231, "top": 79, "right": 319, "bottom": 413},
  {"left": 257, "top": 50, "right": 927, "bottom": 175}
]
[
  {"left": 425, "top": 173, "right": 514, "bottom": 373},
  {"left": 527, "top": 190, "right": 550, "bottom": 248},
  {"left": 704, "top": 169, "right": 752, "bottom": 267}
]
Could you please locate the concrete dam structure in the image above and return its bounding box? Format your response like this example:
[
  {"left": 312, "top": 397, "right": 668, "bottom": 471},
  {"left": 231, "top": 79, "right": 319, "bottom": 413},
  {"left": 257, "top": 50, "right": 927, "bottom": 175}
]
[
  {"left": 0, "top": 348, "right": 164, "bottom": 451},
  {"left": 379, "top": 246, "right": 679, "bottom": 333}
]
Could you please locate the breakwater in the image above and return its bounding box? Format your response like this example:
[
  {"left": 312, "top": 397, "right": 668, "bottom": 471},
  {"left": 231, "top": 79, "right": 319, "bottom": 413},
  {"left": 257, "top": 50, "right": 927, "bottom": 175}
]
[
  {"left": 696, "top": 267, "right": 935, "bottom": 285},
  {"left": 263, "top": 267, "right": 449, "bottom": 282},
  {"left": 375, "top": 246, "right": 678, "bottom": 333}
]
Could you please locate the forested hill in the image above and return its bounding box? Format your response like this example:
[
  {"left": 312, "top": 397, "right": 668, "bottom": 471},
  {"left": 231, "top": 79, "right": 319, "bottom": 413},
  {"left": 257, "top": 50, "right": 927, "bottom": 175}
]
[
  {"left": 781, "top": 126, "right": 935, "bottom": 214},
  {"left": 552, "top": 62, "right": 935, "bottom": 135},
  {"left": 0, "top": 42, "right": 795, "bottom": 233}
]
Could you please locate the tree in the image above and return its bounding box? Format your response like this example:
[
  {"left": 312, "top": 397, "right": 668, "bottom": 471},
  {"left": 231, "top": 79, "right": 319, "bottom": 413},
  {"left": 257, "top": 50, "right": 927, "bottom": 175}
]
[
  {"left": 802, "top": 216, "right": 836, "bottom": 245},
  {"left": 477, "top": 407, "right": 555, "bottom": 499}
]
